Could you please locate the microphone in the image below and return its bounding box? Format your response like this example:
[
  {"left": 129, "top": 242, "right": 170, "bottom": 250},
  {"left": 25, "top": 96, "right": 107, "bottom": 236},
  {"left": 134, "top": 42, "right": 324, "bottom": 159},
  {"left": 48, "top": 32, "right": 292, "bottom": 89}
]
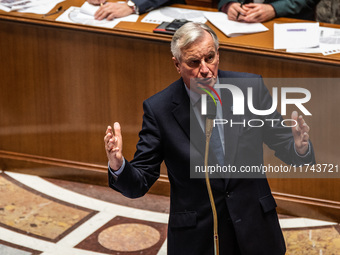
[
  {"left": 205, "top": 96, "right": 217, "bottom": 140},
  {"left": 204, "top": 97, "right": 219, "bottom": 255}
]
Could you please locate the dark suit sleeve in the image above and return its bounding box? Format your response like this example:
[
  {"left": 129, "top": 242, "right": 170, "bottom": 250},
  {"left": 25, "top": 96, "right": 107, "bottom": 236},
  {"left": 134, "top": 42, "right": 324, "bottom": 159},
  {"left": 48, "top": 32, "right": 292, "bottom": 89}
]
[
  {"left": 269, "top": 0, "right": 320, "bottom": 19},
  {"left": 218, "top": 0, "right": 239, "bottom": 11},
  {"left": 218, "top": 0, "right": 320, "bottom": 20},
  {"left": 255, "top": 78, "right": 316, "bottom": 166},
  {"left": 133, "top": 0, "right": 186, "bottom": 14},
  {"left": 108, "top": 100, "right": 163, "bottom": 198}
]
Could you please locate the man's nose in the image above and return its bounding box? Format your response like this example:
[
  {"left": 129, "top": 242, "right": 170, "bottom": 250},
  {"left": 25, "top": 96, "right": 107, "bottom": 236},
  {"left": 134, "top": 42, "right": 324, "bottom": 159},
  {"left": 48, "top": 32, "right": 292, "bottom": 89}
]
[{"left": 199, "top": 61, "right": 210, "bottom": 76}]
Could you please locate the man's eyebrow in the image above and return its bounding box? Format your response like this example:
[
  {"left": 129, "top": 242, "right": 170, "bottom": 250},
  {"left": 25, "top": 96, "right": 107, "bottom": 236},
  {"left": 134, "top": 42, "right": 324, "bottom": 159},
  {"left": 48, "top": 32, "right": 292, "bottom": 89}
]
[
  {"left": 207, "top": 51, "right": 216, "bottom": 55},
  {"left": 186, "top": 57, "right": 199, "bottom": 61},
  {"left": 184, "top": 50, "right": 216, "bottom": 62}
]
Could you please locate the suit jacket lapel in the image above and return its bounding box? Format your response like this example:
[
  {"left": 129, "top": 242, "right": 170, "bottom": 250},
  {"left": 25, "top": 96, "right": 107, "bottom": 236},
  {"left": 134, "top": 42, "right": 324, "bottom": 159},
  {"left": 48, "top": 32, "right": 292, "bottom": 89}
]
[
  {"left": 170, "top": 76, "right": 243, "bottom": 162},
  {"left": 171, "top": 78, "right": 206, "bottom": 157},
  {"left": 170, "top": 79, "right": 227, "bottom": 192}
]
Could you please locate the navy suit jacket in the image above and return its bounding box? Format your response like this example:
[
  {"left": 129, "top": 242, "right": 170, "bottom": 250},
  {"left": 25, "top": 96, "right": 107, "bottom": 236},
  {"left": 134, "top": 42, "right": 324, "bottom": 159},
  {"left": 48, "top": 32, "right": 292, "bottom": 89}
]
[
  {"left": 134, "top": 0, "right": 186, "bottom": 14},
  {"left": 109, "top": 70, "right": 315, "bottom": 254}
]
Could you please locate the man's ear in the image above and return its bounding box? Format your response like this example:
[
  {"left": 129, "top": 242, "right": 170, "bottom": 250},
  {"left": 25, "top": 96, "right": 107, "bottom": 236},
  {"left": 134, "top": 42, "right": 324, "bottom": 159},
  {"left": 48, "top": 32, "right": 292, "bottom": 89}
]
[
  {"left": 216, "top": 49, "right": 220, "bottom": 65},
  {"left": 172, "top": 57, "right": 181, "bottom": 74}
]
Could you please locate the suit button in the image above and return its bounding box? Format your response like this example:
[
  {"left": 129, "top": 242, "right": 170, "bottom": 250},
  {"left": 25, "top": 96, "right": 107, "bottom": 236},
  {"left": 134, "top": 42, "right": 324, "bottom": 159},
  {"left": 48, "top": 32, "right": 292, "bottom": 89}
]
[{"left": 226, "top": 191, "right": 230, "bottom": 198}]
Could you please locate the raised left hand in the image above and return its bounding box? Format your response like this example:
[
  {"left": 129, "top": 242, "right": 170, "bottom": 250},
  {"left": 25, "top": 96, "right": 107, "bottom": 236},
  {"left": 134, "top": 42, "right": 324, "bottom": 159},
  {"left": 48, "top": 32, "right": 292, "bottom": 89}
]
[{"left": 291, "top": 111, "right": 310, "bottom": 155}]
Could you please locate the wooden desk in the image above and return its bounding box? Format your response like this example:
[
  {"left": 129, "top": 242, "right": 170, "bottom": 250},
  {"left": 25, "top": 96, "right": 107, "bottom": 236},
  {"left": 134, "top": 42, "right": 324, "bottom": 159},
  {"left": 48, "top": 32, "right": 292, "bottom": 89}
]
[{"left": 0, "top": 2, "right": 339, "bottom": 221}]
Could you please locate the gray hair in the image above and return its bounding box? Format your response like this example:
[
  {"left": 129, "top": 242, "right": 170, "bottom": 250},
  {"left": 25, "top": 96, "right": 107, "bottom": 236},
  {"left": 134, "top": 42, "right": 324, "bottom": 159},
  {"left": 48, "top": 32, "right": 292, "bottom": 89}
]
[{"left": 171, "top": 22, "right": 219, "bottom": 61}]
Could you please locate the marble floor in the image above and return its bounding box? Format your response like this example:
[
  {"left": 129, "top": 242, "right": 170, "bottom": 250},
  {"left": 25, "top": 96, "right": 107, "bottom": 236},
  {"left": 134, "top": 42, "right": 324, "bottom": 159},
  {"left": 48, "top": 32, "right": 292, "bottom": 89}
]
[{"left": 0, "top": 171, "right": 339, "bottom": 255}]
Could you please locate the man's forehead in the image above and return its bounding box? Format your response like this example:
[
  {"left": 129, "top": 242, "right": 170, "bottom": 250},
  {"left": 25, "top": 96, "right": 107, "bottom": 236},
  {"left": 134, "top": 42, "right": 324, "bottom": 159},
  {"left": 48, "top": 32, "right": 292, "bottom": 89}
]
[
  {"left": 181, "top": 30, "right": 212, "bottom": 47},
  {"left": 182, "top": 44, "right": 217, "bottom": 60}
]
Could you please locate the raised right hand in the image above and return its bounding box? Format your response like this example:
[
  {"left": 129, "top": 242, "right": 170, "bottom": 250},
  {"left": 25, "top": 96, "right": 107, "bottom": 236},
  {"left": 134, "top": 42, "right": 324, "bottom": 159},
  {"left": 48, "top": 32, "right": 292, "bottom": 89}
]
[{"left": 104, "top": 122, "right": 124, "bottom": 170}]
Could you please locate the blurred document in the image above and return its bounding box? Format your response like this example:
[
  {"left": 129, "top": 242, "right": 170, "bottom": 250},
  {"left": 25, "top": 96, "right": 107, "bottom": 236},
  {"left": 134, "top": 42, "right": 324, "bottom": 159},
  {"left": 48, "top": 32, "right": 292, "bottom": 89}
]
[
  {"left": 286, "top": 26, "right": 340, "bottom": 55},
  {"left": 319, "top": 26, "right": 340, "bottom": 55},
  {"left": 141, "top": 7, "right": 208, "bottom": 24},
  {"left": 79, "top": 1, "right": 98, "bottom": 16},
  {"left": 0, "top": 0, "right": 64, "bottom": 14},
  {"left": 204, "top": 12, "right": 268, "bottom": 37},
  {"left": 274, "top": 22, "right": 319, "bottom": 49},
  {"left": 56, "top": 2, "right": 138, "bottom": 29}
]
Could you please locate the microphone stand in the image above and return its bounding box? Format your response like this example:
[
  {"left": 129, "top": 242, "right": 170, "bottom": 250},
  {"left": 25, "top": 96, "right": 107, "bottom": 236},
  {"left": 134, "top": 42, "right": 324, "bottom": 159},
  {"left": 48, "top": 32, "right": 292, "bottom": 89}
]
[{"left": 205, "top": 98, "right": 219, "bottom": 255}]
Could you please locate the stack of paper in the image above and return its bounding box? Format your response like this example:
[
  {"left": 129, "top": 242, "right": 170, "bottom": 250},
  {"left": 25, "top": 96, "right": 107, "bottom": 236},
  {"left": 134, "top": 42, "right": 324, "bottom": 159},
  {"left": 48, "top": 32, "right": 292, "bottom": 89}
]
[
  {"left": 56, "top": 2, "right": 138, "bottom": 29},
  {"left": 318, "top": 27, "right": 340, "bottom": 55},
  {"left": 0, "top": 0, "right": 64, "bottom": 14},
  {"left": 142, "top": 8, "right": 268, "bottom": 37},
  {"left": 274, "top": 22, "right": 340, "bottom": 56},
  {"left": 141, "top": 6, "right": 207, "bottom": 24},
  {"left": 204, "top": 11, "right": 269, "bottom": 38}
]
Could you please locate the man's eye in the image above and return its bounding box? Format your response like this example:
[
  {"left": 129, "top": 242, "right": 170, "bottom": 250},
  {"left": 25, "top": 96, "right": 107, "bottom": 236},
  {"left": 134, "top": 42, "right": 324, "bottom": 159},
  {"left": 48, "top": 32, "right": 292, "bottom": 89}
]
[
  {"left": 188, "top": 60, "right": 200, "bottom": 67},
  {"left": 206, "top": 55, "right": 215, "bottom": 63}
]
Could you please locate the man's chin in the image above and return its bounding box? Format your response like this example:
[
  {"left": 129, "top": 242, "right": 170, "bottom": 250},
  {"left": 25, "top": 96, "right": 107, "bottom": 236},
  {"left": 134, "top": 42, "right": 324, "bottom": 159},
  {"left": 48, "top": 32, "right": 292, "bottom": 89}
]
[
  {"left": 192, "top": 77, "right": 216, "bottom": 87},
  {"left": 197, "top": 78, "right": 216, "bottom": 89}
]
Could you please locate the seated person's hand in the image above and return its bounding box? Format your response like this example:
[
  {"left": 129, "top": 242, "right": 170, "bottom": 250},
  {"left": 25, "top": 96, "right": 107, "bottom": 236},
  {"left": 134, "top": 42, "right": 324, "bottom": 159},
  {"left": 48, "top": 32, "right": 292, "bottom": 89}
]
[
  {"left": 87, "top": 0, "right": 105, "bottom": 5},
  {"left": 225, "top": 2, "right": 250, "bottom": 21},
  {"left": 87, "top": 1, "right": 134, "bottom": 20},
  {"left": 242, "top": 3, "right": 275, "bottom": 23},
  {"left": 224, "top": 2, "right": 275, "bottom": 23}
]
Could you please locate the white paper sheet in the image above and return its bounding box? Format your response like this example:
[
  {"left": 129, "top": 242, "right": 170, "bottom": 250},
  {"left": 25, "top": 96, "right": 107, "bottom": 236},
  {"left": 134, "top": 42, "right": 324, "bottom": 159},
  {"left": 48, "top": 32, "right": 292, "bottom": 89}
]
[
  {"left": 274, "top": 22, "right": 320, "bottom": 50},
  {"left": 204, "top": 11, "right": 269, "bottom": 38},
  {"left": 0, "top": 4, "right": 9, "bottom": 11},
  {"left": 56, "top": 3, "right": 138, "bottom": 29},
  {"left": 141, "top": 6, "right": 208, "bottom": 24},
  {"left": 285, "top": 26, "right": 340, "bottom": 55},
  {"left": 319, "top": 26, "right": 340, "bottom": 55},
  {"left": 79, "top": 1, "right": 128, "bottom": 16},
  {"left": 0, "top": 0, "right": 65, "bottom": 14},
  {"left": 79, "top": 1, "right": 98, "bottom": 16}
]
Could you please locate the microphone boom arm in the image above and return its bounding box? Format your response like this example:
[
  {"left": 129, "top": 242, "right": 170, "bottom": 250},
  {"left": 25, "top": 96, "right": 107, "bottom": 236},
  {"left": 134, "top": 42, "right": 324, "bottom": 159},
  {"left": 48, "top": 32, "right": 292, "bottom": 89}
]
[{"left": 205, "top": 117, "right": 219, "bottom": 255}]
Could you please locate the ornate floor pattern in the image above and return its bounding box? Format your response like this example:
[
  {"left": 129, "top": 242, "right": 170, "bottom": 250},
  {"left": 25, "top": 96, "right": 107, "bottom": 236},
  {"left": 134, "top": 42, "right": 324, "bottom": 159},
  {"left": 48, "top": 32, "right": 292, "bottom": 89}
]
[{"left": 0, "top": 171, "right": 339, "bottom": 255}]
